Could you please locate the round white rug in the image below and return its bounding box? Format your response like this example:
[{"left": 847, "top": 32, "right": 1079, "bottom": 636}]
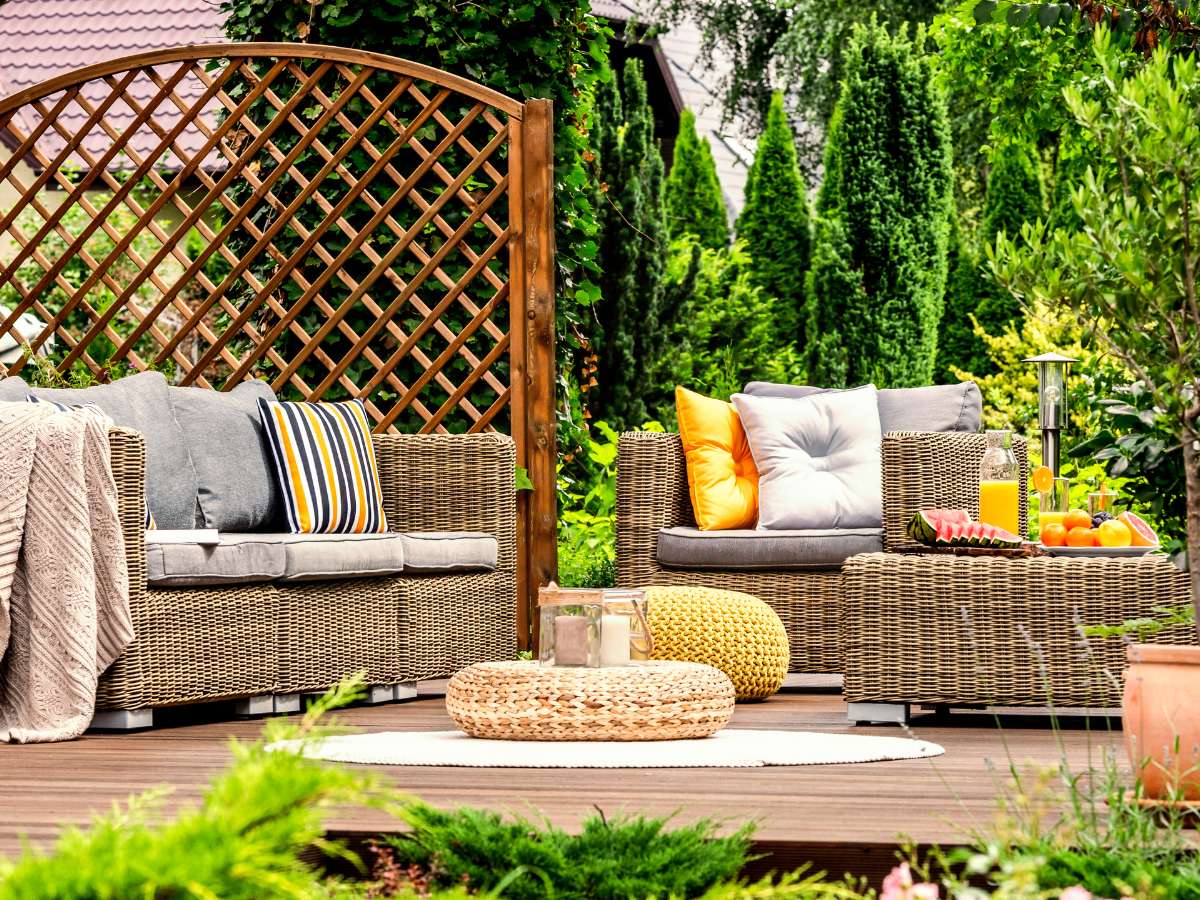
[{"left": 278, "top": 729, "right": 944, "bottom": 768}]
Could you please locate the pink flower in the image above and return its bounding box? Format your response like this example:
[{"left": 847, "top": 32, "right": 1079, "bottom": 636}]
[
  {"left": 881, "top": 864, "right": 940, "bottom": 900},
  {"left": 1060, "top": 889, "right": 1092, "bottom": 900}
]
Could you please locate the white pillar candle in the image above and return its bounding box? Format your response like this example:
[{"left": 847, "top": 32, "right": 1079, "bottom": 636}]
[{"left": 600, "top": 614, "right": 631, "bottom": 667}]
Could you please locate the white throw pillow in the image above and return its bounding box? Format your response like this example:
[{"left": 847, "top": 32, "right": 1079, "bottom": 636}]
[{"left": 731, "top": 386, "right": 883, "bottom": 530}]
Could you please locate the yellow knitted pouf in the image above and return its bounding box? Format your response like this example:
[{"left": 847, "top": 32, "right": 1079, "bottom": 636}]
[{"left": 644, "top": 585, "right": 789, "bottom": 700}]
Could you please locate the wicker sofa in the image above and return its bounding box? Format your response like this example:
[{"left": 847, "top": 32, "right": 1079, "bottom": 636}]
[
  {"left": 95, "top": 426, "right": 516, "bottom": 728},
  {"left": 616, "top": 429, "right": 1029, "bottom": 674}
]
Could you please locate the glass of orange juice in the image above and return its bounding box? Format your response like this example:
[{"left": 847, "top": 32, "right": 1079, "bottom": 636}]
[
  {"left": 979, "top": 430, "right": 1020, "bottom": 536},
  {"left": 1038, "top": 477, "right": 1071, "bottom": 538}
]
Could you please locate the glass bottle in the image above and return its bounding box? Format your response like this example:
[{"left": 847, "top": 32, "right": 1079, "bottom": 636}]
[{"left": 979, "top": 429, "right": 1020, "bottom": 536}]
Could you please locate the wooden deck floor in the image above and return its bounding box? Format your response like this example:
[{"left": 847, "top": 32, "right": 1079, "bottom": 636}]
[{"left": 1, "top": 679, "right": 1126, "bottom": 883}]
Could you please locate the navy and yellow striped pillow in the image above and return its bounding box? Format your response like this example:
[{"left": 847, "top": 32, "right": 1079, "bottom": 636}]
[{"left": 257, "top": 398, "right": 387, "bottom": 534}]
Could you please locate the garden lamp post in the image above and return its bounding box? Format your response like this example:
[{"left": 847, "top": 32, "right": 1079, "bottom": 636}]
[{"left": 1025, "top": 352, "right": 1076, "bottom": 476}]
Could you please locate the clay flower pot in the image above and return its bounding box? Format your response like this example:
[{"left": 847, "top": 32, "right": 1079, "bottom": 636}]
[{"left": 1123, "top": 643, "right": 1200, "bottom": 799}]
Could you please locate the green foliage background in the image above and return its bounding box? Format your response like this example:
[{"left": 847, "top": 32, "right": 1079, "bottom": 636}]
[
  {"left": 664, "top": 109, "right": 730, "bottom": 250},
  {"left": 736, "top": 92, "right": 812, "bottom": 349},
  {"left": 593, "top": 58, "right": 668, "bottom": 431},
  {"left": 806, "top": 20, "right": 953, "bottom": 388}
]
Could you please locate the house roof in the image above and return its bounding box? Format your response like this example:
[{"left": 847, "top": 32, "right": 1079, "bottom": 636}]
[
  {"left": 0, "top": 0, "right": 225, "bottom": 174},
  {"left": 594, "top": 0, "right": 754, "bottom": 217}
]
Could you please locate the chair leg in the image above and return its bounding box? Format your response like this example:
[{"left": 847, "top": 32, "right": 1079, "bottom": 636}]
[
  {"left": 273, "top": 693, "right": 301, "bottom": 714},
  {"left": 364, "top": 684, "right": 396, "bottom": 705},
  {"left": 90, "top": 708, "right": 154, "bottom": 731},
  {"left": 847, "top": 702, "right": 910, "bottom": 725}
]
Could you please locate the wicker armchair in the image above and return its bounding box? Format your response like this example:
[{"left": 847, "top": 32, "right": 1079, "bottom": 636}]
[
  {"left": 96, "top": 427, "right": 517, "bottom": 723},
  {"left": 616, "top": 429, "right": 1028, "bottom": 674}
]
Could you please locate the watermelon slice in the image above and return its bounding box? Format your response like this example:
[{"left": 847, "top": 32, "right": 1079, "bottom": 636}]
[{"left": 906, "top": 508, "right": 1023, "bottom": 549}]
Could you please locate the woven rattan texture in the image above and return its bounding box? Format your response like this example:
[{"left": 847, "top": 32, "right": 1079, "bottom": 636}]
[
  {"left": 616, "top": 431, "right": 843, "bottom": 674},
  {"left": 444, "top": 660, "right": 735, "bottom": 741},
  {"left": 882, "top": 431, "right": 1029, "bottom": 551},
  {"left": 842, "top": 552, "right": 1195, "bottom": 707},
  {"left": 96, "top": 429, "right": 516, "bottom": 710},
  {"left": 644, "top": 585, "right": 789, "bottom": 700}
]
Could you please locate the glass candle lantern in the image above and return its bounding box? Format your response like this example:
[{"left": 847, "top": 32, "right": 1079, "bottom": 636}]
[
  {"left": 601, "top": 588, "right": 653, "bottom": 665},
  {"left": 537, "top": 583, "right": 603, "bottom": 667}
]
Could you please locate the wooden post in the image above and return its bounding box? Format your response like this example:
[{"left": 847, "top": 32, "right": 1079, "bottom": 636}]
[{"left": 519, "top": 98, "right": 557, "bottom": 647}]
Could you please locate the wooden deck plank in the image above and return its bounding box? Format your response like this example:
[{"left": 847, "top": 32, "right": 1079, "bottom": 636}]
[{"left": 0, "top": 683, "right": 1125, "bottom": 882}]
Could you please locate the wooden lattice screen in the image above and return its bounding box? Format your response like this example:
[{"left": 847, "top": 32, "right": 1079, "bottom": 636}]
[{"left": 0, "top": 43, "right": 557, "bottom": 643}]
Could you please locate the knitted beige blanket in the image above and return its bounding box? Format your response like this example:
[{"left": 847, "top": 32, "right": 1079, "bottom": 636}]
[{"left": 0, "top": 401, "right": 132, "bottom": 742}]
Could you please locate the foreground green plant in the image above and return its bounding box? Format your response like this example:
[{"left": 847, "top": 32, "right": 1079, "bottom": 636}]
[
  {"left": 380, "top": 804, "right": 754, "bottom": 900},
  {"left": 0, "top": 679, "right": 391, "bottom": 898}
]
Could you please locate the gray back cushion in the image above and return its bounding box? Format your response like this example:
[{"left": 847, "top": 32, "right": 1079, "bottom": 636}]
[
  {"left": 4, "top": 371, "right": 200, "bottom": 529},
  {"left": 168, "top": 379, "right": 282, "bottom": 531},
  {"left": 732, "top": 385, "right": 883, "bottom": 530},
  {"left": 743, "top": 381, "right": 983, "bottom": 433},
  {"left": 0, "top": 376, "right": 31, "bottom": 402}
]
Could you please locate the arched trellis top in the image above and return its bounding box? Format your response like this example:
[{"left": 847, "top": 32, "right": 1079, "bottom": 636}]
[{"left": 0, "top": 43, "right": 557, "bottom": 643}]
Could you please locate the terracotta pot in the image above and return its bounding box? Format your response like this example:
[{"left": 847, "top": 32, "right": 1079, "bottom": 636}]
[{"left": 1123, "top": 643, "right": 1200, "bottom": 799}]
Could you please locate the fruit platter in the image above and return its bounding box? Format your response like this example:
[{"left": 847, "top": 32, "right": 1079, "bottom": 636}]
[
  {"left": 1037, "top": 509, "right": 1160, "bottom": 558},
  {"left": 906, "top": 509, "right": 1041, "bottom": 557}
]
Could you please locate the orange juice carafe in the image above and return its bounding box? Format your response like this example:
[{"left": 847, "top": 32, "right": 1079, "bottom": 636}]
[{"left": 979, "top": 429, "right": 1020, "bottom": 537}]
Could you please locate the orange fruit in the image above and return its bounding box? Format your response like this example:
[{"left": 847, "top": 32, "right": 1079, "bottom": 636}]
[
  {"left": 1063, "top": 509, "right": 1093, "bottom": 531},
  {"left": 1040, "top": 523, "right": 1068, "bottom": 547},
  {"left": 1031, "top": 465, "right": 1054, "bottom": 495},
  {"left": 1097, "top": 519, "right": 1133, "bottom": 547},
  {"left": 1066, "top": 526, "right": 1098, "bottom": 547},
  {"left": 1119, "top": 511, "right": 1159, "bottom": 547}
]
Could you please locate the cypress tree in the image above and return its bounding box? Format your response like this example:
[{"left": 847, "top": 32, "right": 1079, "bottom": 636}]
[
  {"left": 974, "top": 142, "right": 1045, "bottom": 338},
  {"left": 806, "top": 21, "right": 952, "bottom": 388},
  {"left": 736, "top": 92, "right": 812, "bottom": 347},
  {"left": 664, "top": 110, "right": 729, "bottom": 249},
  {"left": 935, "top": 214, "right": 990, "bottom": 381},
  {"left": 594, "top": 58, "right": 668, "bottom": 429}
]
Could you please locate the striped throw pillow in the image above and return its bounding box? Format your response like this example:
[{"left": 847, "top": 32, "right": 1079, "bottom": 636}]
[
  {"left": 28, "top": 395, "right": 155, "bottom": 530},
  {"left": 257, "top": 398, "right": 387, "bottom": 534}
]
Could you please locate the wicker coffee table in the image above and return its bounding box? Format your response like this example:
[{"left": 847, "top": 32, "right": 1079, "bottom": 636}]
[
  {"left": 841, "top": 551, "right": 1194, "bottom": 724},
  {"left": 445, "top": 660, "right": 735, "bottom": 741}
]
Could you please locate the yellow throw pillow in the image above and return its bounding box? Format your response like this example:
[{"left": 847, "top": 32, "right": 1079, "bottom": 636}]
[{"left": 675, "top": 386, "right": 758, "bottom": 530}]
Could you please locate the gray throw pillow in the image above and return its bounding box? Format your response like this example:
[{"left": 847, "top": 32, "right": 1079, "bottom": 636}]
[
  {"left": 743, "top": 380, "right": 982, "bottom": 433},
  {"left": 732, "top": 386, "right": 883, "bottom": 530},
  {"left": 12, "top": 371, "right": 200, "bottom": 529},
  {"left": 168, "top": 379, "right": 282, "bottom": 531},
  {"left": 0, "top": 376, "right": 31, "bottom": 401}
]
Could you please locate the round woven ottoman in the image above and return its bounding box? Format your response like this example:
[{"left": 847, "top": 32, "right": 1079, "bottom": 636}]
[
  {"left": 644, "top": 585, "right": 789, "bottom": 700},
  {"left": 445, "top": 660, "right": 735, "bottom": 741}
]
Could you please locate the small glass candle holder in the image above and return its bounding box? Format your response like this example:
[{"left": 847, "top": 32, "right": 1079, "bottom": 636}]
[
  {"left": 537, "top": 583, "right": 603, "bottom": 667},
  {"left": 601, "top": 588, "right": 653, "bottom": 666}
]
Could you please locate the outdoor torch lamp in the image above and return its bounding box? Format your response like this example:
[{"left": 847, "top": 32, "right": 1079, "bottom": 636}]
[{"left": 1024, "top": 351, "right": 1076, "bottom": 477}]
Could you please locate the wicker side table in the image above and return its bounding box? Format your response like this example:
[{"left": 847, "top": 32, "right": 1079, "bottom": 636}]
[
  {"left": 841, "top": 552, "right": 1194, "bottom": 723},
  {"left": 445, "top": 660, "right": 736, "bottom": 741}
]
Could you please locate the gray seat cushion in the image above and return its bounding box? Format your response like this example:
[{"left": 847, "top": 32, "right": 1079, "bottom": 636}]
[
  {"left": 657, "top": 526, "right": 884, "bottom": 571},
  {"left": 168, "top": 380, "right": 282, "bottom": 531},
  {"left": 272, "top": 532, "right": 406, "bottom": 582},
  {"left": 399, "top": 532, "right": 498, "bottom": 573},
  {"left": 743, "top": 381, "right": 983, "bottom": 433},
  {"left": 146, "top": 534, "right": 285, "bottom": 587},
  {"left": 2, "top": 371, "right": 200, "bottom": 528}
]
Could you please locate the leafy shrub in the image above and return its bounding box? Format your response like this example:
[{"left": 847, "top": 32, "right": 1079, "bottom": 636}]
[
  {"left": 382, "top": 803, "right": 754, "bottom": 900},
  {"left": 557, "top": 420, "right": 621, "bottom": 588},
  {"left": 806, "top": 19, "right": 953, "bottom": 388}
]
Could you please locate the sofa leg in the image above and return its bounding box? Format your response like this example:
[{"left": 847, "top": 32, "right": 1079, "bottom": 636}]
[
  {"left": 273, "top": 693, "right": 301, "bottom": 714},
  {"left": 90, "top": 708, "right": 154, "bottom": 731},
  {"left": 393, "top": 681, "right": 418, "bottom": 701},
  {"left": 847, "top": 702, "right": 910, "bottom": 726},
  {"left": 234, "top": 695, "right": 275, "bottom": 717},
  {"left": 364, "top": 684, "right": 396, "bottom": 705}
]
